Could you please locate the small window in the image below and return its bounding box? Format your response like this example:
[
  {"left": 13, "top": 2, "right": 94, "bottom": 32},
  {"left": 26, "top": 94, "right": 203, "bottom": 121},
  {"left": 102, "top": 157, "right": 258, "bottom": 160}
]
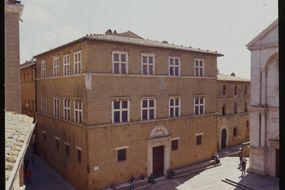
[
  {"left": 222, "top": 85, "right": 226, "bottom": 95},
  {"left": 234, "top": 85, "right": 238, "bottom": 95},
  {"left": 117, "top": 149, "right": 126, "bottom": 162},
  {"left": 171, "top": 139, "right": 178, "bottom": 150},
  {"left": 63, "top": 54, "right": 70, "bottom": 75},
  {"left": 141, "top": 98, "right": 156, "bottom": 120},
  {"left": 233, "top": 127, "right": 237, "bottom": 137},
  {"left": 194, "top": 59, "right": 204, "bottom": 77},
  {"left": 141, "top": 54, "right": 155, "bottom": 75},
  {"left": 169, "top": 97, "right": 180, "bottom": 117},
  {"left": 169, "top": 57, "right": 180, "bottom": 76},
  {"left": 74, "top": 51, "right": 82, "bottom": 74},
  {"left": 196, "top": 135, "right": 202, "bottom": 145},
  {"left": 112, "top": 99, "right": 130, "bottom": 123},
  {"left": 77, "top": 149, "right": 82, "bottom": 162},
  {"left": 65, "top": 144, "right": 70, "bottom": 156},
  {"left": 112, "top": 52, "right": 128, "bottom": 74},
  {"left": 194, "top": 96, "right": 205, "bottom": 115}
]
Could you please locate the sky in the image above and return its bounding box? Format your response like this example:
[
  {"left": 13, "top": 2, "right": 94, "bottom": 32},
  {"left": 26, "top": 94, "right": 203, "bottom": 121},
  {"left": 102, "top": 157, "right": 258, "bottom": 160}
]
[{"left": 19, "top": 0, "right": 278, "bottom": 79}]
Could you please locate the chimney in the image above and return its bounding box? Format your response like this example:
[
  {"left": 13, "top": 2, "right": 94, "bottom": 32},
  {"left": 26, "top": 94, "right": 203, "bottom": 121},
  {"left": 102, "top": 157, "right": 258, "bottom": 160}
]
[
  {"left": 113, "top": 30, "right": 118, "bottom": 35},
  {"left": 105, "top": 29, "right": 112, "bottom": 35},
  {"left": 230, "top": 72, "right": 236, "bottom": 76}
]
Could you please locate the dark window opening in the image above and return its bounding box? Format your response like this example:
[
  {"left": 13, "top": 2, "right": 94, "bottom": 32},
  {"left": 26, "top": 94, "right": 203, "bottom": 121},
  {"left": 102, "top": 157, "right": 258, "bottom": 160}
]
[
  {"left": 196, "top": 135, "right": 202, "bottom": 145},
  {"left": 77, "top": 149, "right": 81, "bottom": 162},
  {"left": 117, "top": 149, "right": 126, "bottom": 162},
  {"left": 171, "top": 139, "right": 178, "bottom": 150},
  {"left": 233, "top": 127, "right": 237, "bottom": 137}
]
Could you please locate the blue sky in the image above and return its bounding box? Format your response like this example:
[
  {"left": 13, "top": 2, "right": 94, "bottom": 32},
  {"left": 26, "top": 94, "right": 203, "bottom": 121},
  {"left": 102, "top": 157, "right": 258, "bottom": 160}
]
[{"left": 19, "top": 0, "right": 277, "bottom": 79}]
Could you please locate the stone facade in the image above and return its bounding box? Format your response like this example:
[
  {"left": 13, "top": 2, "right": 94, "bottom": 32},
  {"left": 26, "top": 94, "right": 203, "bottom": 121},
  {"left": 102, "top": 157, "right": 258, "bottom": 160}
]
[
  {"left": 5, "top": 0, "right": 24, "bottom": 113},
  {"left": 246, "top": 19, "right": 279, "bottom": 177},
  {"left": 216, "top": 74, "right": 250, "bottom": 150},
  {"left": 20, "top": 60, "right": 36, "bottom": 119}
]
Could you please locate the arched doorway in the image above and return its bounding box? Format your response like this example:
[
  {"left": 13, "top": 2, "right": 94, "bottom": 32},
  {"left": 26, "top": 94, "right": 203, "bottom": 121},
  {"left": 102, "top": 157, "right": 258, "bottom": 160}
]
[{"left": 221, "top": 129, "right": 227, "bottom": 148}]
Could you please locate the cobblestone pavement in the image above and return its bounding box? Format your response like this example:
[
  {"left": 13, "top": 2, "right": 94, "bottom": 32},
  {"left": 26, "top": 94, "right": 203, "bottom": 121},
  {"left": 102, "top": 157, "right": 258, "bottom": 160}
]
[
  {"left": 138, "top": 157, "right": 279, "bottom": 190},
  {"left": 25, "top": 149, "right": 76, "bottom": 190}
]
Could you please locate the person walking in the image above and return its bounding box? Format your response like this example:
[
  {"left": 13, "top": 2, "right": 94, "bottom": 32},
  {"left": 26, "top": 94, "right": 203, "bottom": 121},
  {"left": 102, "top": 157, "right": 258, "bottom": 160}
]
[
  {"left": 129, "top": 176, "right": 136, "bottom": 190},
  {"left": 241, "top": 158, "right": 247, "bottom": 176},
  {"left": 238, "top": 155, "right": 243, "bottom": 170}
]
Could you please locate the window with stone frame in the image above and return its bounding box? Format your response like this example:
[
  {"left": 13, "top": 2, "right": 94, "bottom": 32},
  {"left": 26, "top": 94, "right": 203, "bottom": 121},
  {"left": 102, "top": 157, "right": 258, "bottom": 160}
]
[
  {"left": 117, "top": 148, "right": 126, "bottom": 162},
  {"left": 194, "top": 96, "right": 205, "bottom": 115},
  {"left": 141, "top": 54, "right": 155, "bottom": 75},
  {"left": 74, "top": 99, "right": 83, "bottom": 123},
  {"left": 112, "top": 99, "right": 130, "bottom": 123},
  {"left": 141, "top": 98, "right": 156, "bottom": 120},
  {"left": 63, "top": 54, "right": 70, "bottom": 75},
  {"left": 196, "top": 135, "right": 202, "bottom": 145},
  {"left": 74, "top": 51, "right": 82, "bottom": 74},
  {"left": 112, "top": 52, "right": 128, "bottom": 74},
  {"left": 53, "top": 57, "right": 59, "bottom": 77},
  {"left": 169, "top": 57, "right": 180, "bottom": 76},
  {"left": 194, "top": 59, "right": 204, "bottom": 77},
  {"left": 40, "top": 60, "right": 46, "bottom": 78},
  {"left": 63, "top": 98, "right": 71, "bottom": 120},
  {"left": 171, "top": 139, "right": 179, "bottom": 150},
  {"left": 53, "top": 97, "right": 60, "bottom": 118},
  {"left": 169, "top": 97, "right": 180, "bottom": 117},
  {"left": 76, "top": 147, "right": 82, "bottom": 163},
  {"left": 234, "top": 102, "right": 238, "bottom": 113}
]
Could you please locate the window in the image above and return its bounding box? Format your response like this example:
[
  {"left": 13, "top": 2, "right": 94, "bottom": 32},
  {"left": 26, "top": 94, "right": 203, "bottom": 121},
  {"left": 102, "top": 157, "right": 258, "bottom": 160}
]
[
  {"left": 74, "top": 51, "right": 82, "bottom": 74},
  {"left": 194, "top": 96, "right": 205, "bottom": 115},
  {"left": 63, "top": 54, "right": 70, "bottom": 75},
  {"left": 234, "top": 102, "right": 238, "bottom": 114},
  {"left": 222, "top": 85, "right": 226, "bottom": 95},
  {"left": 245, "top": 85, "right": 247, "bottom": 95},
  {"left": 76, "top": 147, "right": 82, "bottom": 163},
  {"left": 74, "top": 99, "right": 83, "bottom": 123},
  {"left": 53, "top": 57, "right": 59, "bottom": 76},
  {"left": 233, "top": 127, "right": 237, "bottom": 137},
  {"left": 194, "top": 59, "right": 204, "bottom": 77},
  {"left": 112, "top": 52, "right": 128, "bottom": 74},
  {"left": 222, "top": 104, "right": 226, "bottom": 115},
  {"left": 169, "top": 97, "right": 180, "bottom": 117},
  {"left": 117, "top": 149, "right": 126, "bottom": 162},
  {"left": 141, "top": 54, "right": 155, "bottom": 75},
  {"left": 63, "top": 98, "right": 71, "bottom": 120},
  {"left": 42, "top": 131, "right": 47, "bottom": 142},
  {"left": 234, "top": 85, "right": 238, "bottom": 95},
  {"left": 55, "top": 137, "right": 60, "bottom": 150},
  {"left": 41, "top": 96, "right": 47, "bottom": 114},
  {"left": 112, "top": 99, "right": 130, "bottom": 123},
  {"left": 65, "top": 143, "right": 70, "bottom": 156},
  {"left": 40, "top": 61, "right": 46, "bottom": 78},
  {"left": 244, "top": 102, "right": 248, "bottom": 112},
  {"left": 53, "top": 97, "right": 60, "bottom": 118},
  {"left": 141, "top": 98, "right": 156, "bottom": 120},
  {"left": 169, "top": 57, "right": 180, "bottom": 76},
  {"left": 196, "top": 135, "right": 202, "bottom": 145},
  {"left": 171, "top": 139, "right": 178, "bottom": 150}
]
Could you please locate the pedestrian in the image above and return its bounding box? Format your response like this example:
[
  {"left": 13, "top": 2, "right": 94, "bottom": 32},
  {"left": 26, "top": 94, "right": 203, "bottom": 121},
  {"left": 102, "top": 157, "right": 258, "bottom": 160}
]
[
  {"left": 241, "top": 159, "right": 246, "bottom": 176},
  {"left": 129, "top": 176, "right": 136, "bottom": 190},
  {"left": 238, "top": 155, "right": 243, "bottom": 169}
]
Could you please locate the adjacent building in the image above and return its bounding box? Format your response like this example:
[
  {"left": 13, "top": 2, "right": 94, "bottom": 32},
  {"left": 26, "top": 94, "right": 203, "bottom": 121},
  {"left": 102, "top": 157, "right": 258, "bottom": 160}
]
[
  {"left": 217, "top": 73, "right": 250, "bottom": 150},
  {"left": 34, "top": 30, "right": 223, "bottom": 189},
  {"left": 246, "top": 19, "right": 279, "bottom": 177}
]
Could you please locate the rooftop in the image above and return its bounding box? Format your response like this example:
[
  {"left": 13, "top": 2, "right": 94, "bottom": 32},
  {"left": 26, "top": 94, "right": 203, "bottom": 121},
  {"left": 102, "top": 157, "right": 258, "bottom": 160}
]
[
  {"left": 217, "top": 74, "right": 250, "bottom": 82},
  {"left": 20, "top": 59, "right": 35, "bottom": 69},
  {"left": 5, "top": 112, "right": 35, "bottom": 190},
  {"left": 34, "top": 30, "right": 223, "bottom": 58}
]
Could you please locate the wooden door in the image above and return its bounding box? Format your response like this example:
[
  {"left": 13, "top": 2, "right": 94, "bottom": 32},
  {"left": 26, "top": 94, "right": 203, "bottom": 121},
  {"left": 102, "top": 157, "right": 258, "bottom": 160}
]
[
  {"left": 276, "top": 149, "right": 279, "bottom": 177},
  {"left": 152, "top": 146, "right": 164, "bottom": 177}
]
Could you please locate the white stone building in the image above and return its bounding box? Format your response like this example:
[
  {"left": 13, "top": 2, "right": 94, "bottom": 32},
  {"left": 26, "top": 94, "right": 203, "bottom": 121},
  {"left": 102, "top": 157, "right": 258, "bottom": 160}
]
[{"left": 246, "top": 19, "right": 279, "bottom": 177}]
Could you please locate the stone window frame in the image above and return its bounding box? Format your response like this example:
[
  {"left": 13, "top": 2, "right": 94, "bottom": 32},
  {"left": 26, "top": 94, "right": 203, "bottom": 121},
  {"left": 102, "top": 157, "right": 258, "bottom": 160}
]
[
  {"left": 195, "top": 133, "right": 203, "bottom": 145},
  {"left": 63, "top": 54, "right": 71, "bottom": 75},
  {"left": 116, "top": 146, "right": 129, "bottom": 162},
  {"left": 141, "top": 53, "right": 155, "bottom": 75},
  {"left": 141, "top": 97, "right": 156, "bottom": 120},
  {"left": 74, "top": 99, "right": 83, "bottom": 123},
  {"left": 53, "top": 97, "right": 60, "bottom": 118},
  {"left": 194, "top": 96, "right": 205, "bottom": 115},
  {"left": 76, "top": 146, "right": 82, "bottom": 163},
  {"left": 169, "top": 96, "right": 181, "bottom": 118},
  {"left": 168, "top": 56, "right": 181, "bottom": 76},
  {"left": 53, "top": 56, "right": 59, "bottom": 77},
  {"left": 63, "top": 97, "right": 71, "bottom": 121},
  {"left": 41, "top": 95, "right": 47, "bottom": 114},
  {"left": 111, "top": 98, "right": 130, "bottom": 123},
  {"left": 171, "top": 137, "right": 180, "bottom": 151},
  {"left": 112, "top": 51, "right": 128, "bottom": 74},
  {"left": 64, "top": 142, "right": 70, "bottom": 157},
  {"left": 40, "top": 60, "right": 46, "bottom": 78},
  {"left": 194, "top": 58, "right": 204, "bottom": 77},
  {"left": 73, "top": 50, "right": 82, "bottom": 75}
]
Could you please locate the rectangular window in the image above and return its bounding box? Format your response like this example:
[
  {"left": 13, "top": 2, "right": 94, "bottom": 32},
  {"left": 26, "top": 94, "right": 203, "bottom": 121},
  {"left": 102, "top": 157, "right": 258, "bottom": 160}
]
[
  {"left": 194, "top": 96, "right": 205, "bottom": 115},
  {"left": 141, "top": 98, "right": 156, "bottom": 120},
  {"left": 112, "top": 99, "right": 129, "bottom": 123},
  {"left": 222, "top": 85, "right": 226, "bottom": 95},
  {"left": 112, "top": 52, "right": 128, "bottom": 74},
  {"left": 53, "top": 97, "right": 60, "bottom": 118},
  {"left": 63, "top": 98, "right": 71, "bottom": 120},
  {"left": 234, "top": 102, "right": 238, "bottom": 114},
  {"left": 169, "top": 57, "right": 180, "bottom": 76},
  {"left": 74, "top": 51, "right": 82, "bottom": 74},
  {"left": 76, "top": 148, "right": 82, "bottom": 163},
  {"left": 169, "top": 97, "right": 180, "bottom": 117},
  {"left": 141, "top": 54, "right": 155, "bottom": 75},
  {"left": 40, "top": 61, "right": 46, "bottom": 78},
  {"left": 117, "top": 149, "right": 126, "bottom": 162},
  {"left": 63, "top": 54, "right": 70, "bottom": 75},
  {"left": 233, "top": 127, "right": 237, "bottom": 137},
  {"left": 194, "top": 59, "right": 204, "bottom": 77},
  {"left": 65, "top": 143, "right": 70, "bottom": 157},
  {"left": 74, "top": 99, "right": 83, "bottom": 123},
  {"left": 53, "top": 57, "right": 59, "bottom": 77},
  {"left": 234, "top": 85, "right": 238, "bottom": 95},
  {"left": 41, "top": 96, "right": 47, "bottom": 114},
  {"left": 171, "top": 139, "right": 178, "bottom": 150},
  {"left": 196, "top": 135, "right": 202, "bottom": 145}
]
